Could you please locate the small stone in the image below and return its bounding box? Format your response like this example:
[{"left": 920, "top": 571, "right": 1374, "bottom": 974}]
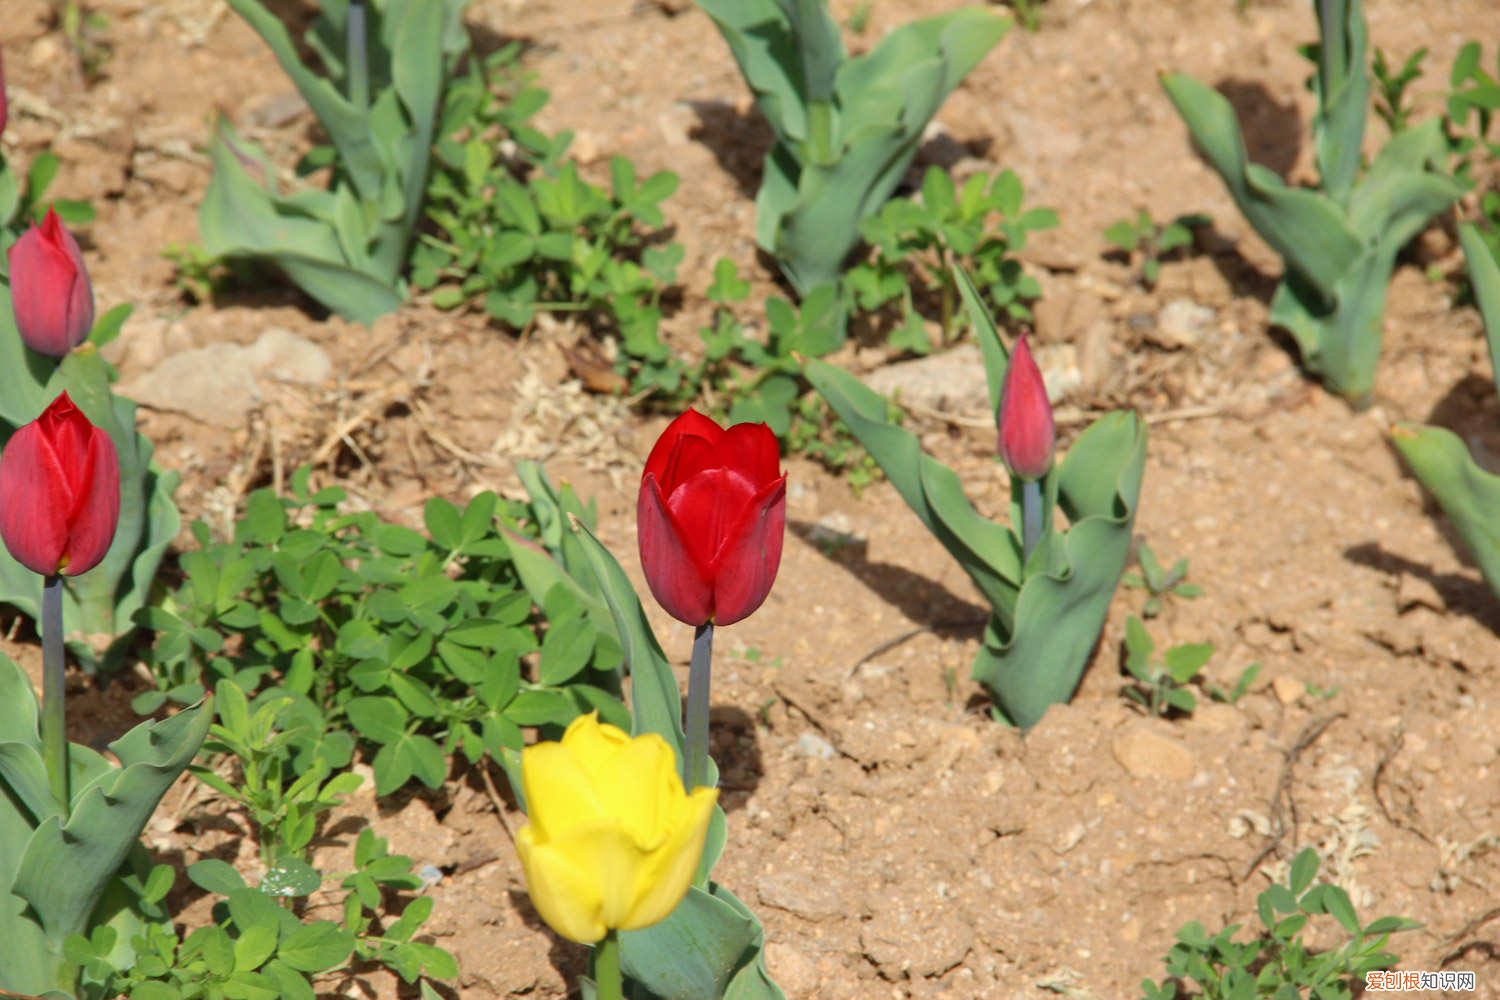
[
  {"left": 121, "top": 342, "right": 261, "bottom": 426},
  {"left": 1271, "top": 676, "right": 1303, "bottom": 706},
  {"left": 793, "top": 732, "right": 835, "bottom": 760},
  {"left": 1151, "top": 299, "right": 1216, "bottom": 350},
  {"left": 121, "top": 329, "right": 331, "bottom": 426},
  {"left": 865, "top": 344, "right": 988, "bottom": 416},
  {"left": 1112, "top": 725, "right": 1194, "bottom": 782},
  {"left": 243, "top": 327, "right": 332, "bottom": 385}
]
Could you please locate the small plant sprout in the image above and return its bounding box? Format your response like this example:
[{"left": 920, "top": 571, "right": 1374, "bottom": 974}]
[
  {"left": 1372, "top": 46, "right": 1428, "bottom": 133},
  {"left": 1121, "top": 616, "right": 1214, "bottom": 717},
  {"left": 1207, "top": 662, "right": 1263, "bottom": 705},
  {"left": 1123, "top": 541, "right": 1204, "bottom": 617},
  {"left": 1102, "top": 210, "right": 1210, "bottom": 287},
  {"left": 1140, "top": 848, "right": 1418, "bottom": 1000}
]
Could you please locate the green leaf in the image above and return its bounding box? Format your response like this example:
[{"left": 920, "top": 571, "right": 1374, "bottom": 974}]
[
  {"left": 277, "top": 921, "right": 355, "bottom": 973},
  {"left": 234, "top": 923, "right": 279, "bottom": 972},
  {"left": 1288, "top": 848, "right": 1320, "bottom": 895},
  {"left": 1164, "top": 642, "right": 1214, "bottom": 683},
  {"left": 1391, "top": 423, "right": 1500, "bottom": 601},
  {"left": 1159, "top": 72, "right": 1362, "bottom": 302},
  {"left": 189, "top": 858, "right": 249, "bottom": 896},
  {"left": 346, "top": 696, "right": 409, "bottom": 744}
]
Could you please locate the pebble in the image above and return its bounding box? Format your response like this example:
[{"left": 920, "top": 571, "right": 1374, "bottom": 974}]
[
  {"left": 121, "top": 328, "right": 331, "bottom": 427},
  {"left": 865, "top": 344, "right": 988, "bottom": 415},
  {"left": 1111, "top": 725, "right": 1194, "bottom": 782},
  {"left": 793, "top": 732, "right": 836, "bottom": 760},
  {"left": 1151, "top": 299, "right": 1217, "bottom": 350}
]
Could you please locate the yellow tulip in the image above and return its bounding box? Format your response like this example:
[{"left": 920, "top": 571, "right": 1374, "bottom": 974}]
[{"left": 514, "top": 713, "right": 719, "bottom": 944}]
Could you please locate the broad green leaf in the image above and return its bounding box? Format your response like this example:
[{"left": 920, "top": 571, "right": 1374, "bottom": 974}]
[
  {"left": 1160, "top": 72, "right": 1361, "bottom": 301},
  {"left": 1391, "top": 423, "right": 1500, "bottom": 600}
]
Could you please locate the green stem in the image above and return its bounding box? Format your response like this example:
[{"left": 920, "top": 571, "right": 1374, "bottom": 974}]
[
  {"left": 806, "top": 100, "right": 834, "bottom": 166},
  {"left": 684, "top": 622, "right": 714, "bottom": 792},
  {"left": 1021, "top": 479, "right": 1043, "bottom": 564},
  {"left": 594, "top": 930, "right": 623, "bottom": 1000},
  {"left": 347, "top": 1, "right": 370, "bottom": 116},
  {"left": 41, "top": 574, "right": 68, "bottom": 817}
]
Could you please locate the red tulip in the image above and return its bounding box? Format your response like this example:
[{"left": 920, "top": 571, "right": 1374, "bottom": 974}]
[
  {"left": 997, "top": 334, "right": 1055, "bottom": 480},
  {"left": 0, "top": 392, "right": 119, "bottom": 577},
  {"left": 8, "top": 207, "right": 95, "bottom": 358},
  {"left": 638, "top": 410, "right": 786, "bottom": 627}
]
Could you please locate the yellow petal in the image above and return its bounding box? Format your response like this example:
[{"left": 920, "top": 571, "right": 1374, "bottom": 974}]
[
  {"left": 522, "top": 738, "right": 604, "bottom": 840},
  {"left": 515, "top": 824, "right": 607, "bottom": 944},
  {"left": 622, "top": 785, "right": 718, "bottom": 930}
]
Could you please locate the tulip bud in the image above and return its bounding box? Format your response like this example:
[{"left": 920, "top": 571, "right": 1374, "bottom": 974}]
[
  {"left": 637, "top": 409, "right": 787, "bottom": 627},
  {"left": 997, "top": 334, "right": 1055, "bottom": 480},
  {"left": 514, "top": 713, "right": 718, "bottom": 944},
  {"left": 0, "top": 392, "right": 120, "bottom": 577},
  {"left": 8, "top": 207, "right": 95, "bottom": 358}
]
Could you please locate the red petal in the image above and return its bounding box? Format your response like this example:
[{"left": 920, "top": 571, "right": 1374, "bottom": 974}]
[
  {"left": 997, "top": 334, "right": 1055, "bottom": 480},
  {"left": 708, "top": 474, "right": 786, "bottom": 626},
  {"left": 643, "top": 409, "right": 723, "bottom": 486},
  {"left": 718, "top": 421, "right": 781, "bottom": 487},
  {"left": 0, "top": 419, "right": 70, "bottom": 575},
  {"left": 61, "top": 423, "right": 119, "bottom": 576},
  {"left": 636, "top": 474, "right": 713, "bottom": 626},
  {"left": 664, "top": 466, "right": 757, "bottom": 572},
  {"left": 8, "top": 210, "right": 93, "bottom": 357}
]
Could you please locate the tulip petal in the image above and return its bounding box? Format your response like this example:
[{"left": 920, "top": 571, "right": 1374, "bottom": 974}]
[
  {"left": 60, "top": 425, "right": 119, "bottom": 576},
  {"left": 0, "top": 422, "right": 69, "bottom": 574},
  {"left": 644, "top": 409, "right": 723, "bottom": 485},
  {"left": 708, "top": 474, "right": 787, "bottom": 626},
  {"left": 9, "top": 210, "right": 93, "bottom": 357},
  {"left": 998, "top": 334, "right": 1055, "bottom": 480},
  {"left": 623, "top": 785, "right": 717, "bottom": 930},
  {"left": 660, "top": 432, "right": 723, "bottom": 496},
  {"left": 718, "top": 421, "right": 781, "bottom": 488},
  {"left": 522, "top": 739, "right": 606, "bottom": 841},
  {"left": 637, "top": 474, "right": 714, "bottom": 626},
  {"left": 515, "top": 826, "right": 609, "bottom": 944},
  {"left": 664, "top": 467, "right": 757, "bottom": 571},
  {"left": 587, "top": 729, "right": 679, "bottom": 851}
]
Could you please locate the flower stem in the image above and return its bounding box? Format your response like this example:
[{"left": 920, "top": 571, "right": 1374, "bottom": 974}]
[
  {"left": 41, "top": 574, "right": 68, "bottom": 817},
  {"left": 594, "top": 930, "right": 623, "bottom": 1000},
  {"left": 347, "top": 0, "right": 370, "bottom": 116},
  {"left": 684, "top": 621, "right": 714, "bottom": 792},
  {"left": 806, "top": 100, "right": 834, "bottom": 166},
  {"left": 1021, "top": 479, "right": 1043, "bottom": 564}
]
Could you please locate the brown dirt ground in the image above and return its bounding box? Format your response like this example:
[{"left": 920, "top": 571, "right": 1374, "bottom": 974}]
[{"left": 4, "top": 0, "right": 1500, "bottom": 997}]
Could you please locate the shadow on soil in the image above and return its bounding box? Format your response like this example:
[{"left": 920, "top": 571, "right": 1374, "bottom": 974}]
[
  {"left": 1210, "top": 77, "right": 1304, "bottom": 179},
  {"left": 1344, "top": 542, "right": 1500, "bottom": 638},
  {"left": 790, "top": 519, "right": 988, "bottom": 640}
]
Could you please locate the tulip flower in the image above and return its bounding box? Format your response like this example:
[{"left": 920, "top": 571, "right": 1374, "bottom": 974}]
[
  {"left": 516, "top": 714, "right": 717, "bottom": 998},
  {"left": 997, "top": 333, "right": 1055, "bottom": 481},
  {"left": 0, "top": 391, "right": 120, "bottom": 578},
  {"left": 8, "top": 207, "right": 95, "bottom": 358},
  {"left": 638, "top": 409, "right": 786, "bottom": 793},
  {"left": 997, "top": 334, "right": 1055, "bottom": 562},
  {"left": 0, "top": 391, "right": 119, "bottom": 817},
  {"left": 637, "top": 409, "right": 787, "bottom": 629}
]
